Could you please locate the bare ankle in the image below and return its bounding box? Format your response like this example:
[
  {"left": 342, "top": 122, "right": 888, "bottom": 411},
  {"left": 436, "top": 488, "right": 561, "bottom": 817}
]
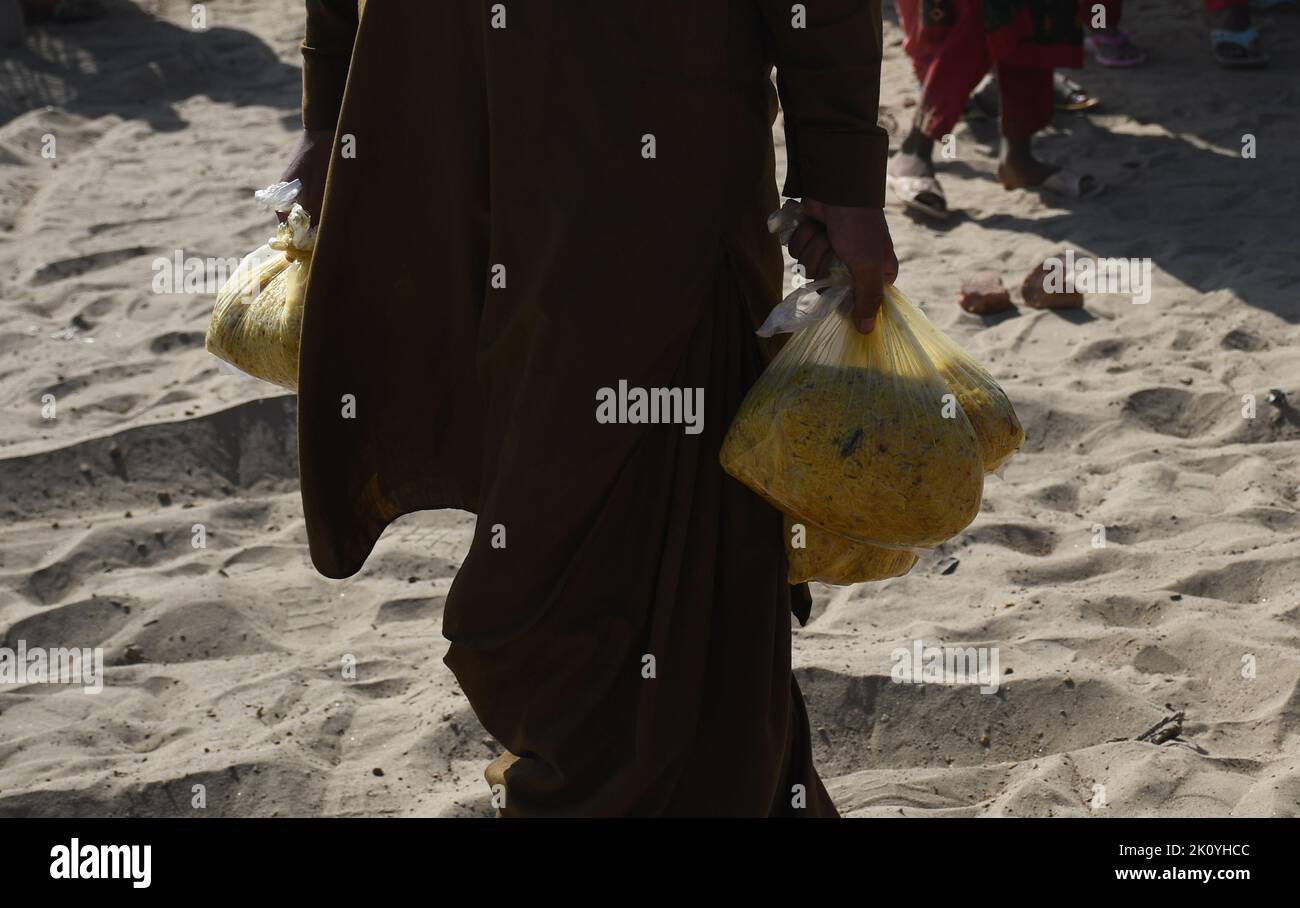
[{"left": 900, "top": 126, "right": 934, "bottom": 160}]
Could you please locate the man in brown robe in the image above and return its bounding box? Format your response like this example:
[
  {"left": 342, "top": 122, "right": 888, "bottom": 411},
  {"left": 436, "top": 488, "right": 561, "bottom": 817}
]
[{"left": 290, "top": 0, "right": 896, "bottom": 816}]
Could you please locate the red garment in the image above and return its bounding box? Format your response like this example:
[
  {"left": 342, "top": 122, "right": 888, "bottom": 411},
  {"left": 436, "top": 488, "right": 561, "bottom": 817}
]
[
  {"left": 899, "top": 0, "right": 1085, "bottom": 70},
  {"left": 897, "top": 0, "right": 1055, "bottom": 140}
]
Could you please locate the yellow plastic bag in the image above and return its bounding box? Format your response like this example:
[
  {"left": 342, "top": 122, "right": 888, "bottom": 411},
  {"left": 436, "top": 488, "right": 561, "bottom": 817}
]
[
  {"left": 784, "top": 516, "right": 918, "bottom": 585},
  {"left": 721, "top": 206, "right": 984, "bottom": 550},
  {"left": 205, "top": 182, "right": 313, "bottom": 391},
  {"left": 778, "top": 311, "right": 1022, "bottom": 585},
  {"left": 909, "top": 302, "right": 1024, "bottom": 473}
]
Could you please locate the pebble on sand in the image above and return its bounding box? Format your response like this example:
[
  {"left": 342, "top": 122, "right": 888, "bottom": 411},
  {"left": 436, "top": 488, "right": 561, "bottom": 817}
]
[
  {"left": 959, "top": 271, "right": 1014, "bottom": 315},
  {"left": 1021, "top": 258, "right": 1085, "bottom": 310}
]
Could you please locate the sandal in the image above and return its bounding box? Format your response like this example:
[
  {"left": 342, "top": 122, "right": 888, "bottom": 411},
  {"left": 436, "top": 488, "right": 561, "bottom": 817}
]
[
  {"left": 1054, "top": 72, "right": 1099, "bottom": 112},
  {"left": 998, "top": 161, "right": 1103, "bottom": 200},
  {"left": 1085, "top": 30, "right": 1148, "bottom": 68},
  {"left": 1211, "top": 26, "right": 1269, "bottom": 68},
  {"left": 887, "top": 172, "right": 951, "bottom": 221},
  {"left": 1039, "top": 168, "right": 1104, "bottom": 200}
]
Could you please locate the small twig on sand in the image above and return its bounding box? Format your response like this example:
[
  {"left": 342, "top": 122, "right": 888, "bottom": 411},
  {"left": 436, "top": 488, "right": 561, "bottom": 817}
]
[{"left": 1135, "top": 710, "right": 1185, "bottom": 744}]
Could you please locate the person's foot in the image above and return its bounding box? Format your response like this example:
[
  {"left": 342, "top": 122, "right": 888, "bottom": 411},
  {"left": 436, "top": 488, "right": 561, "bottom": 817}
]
[
  {"left": 887, "top": 127, "right": 950, "bottom": 219},
  {"left": 1053, "top": 72, "right": 1099, "bottom": 112},
  {"left": 889, "top": 144, "right": 935, "bottom": 184},
  {"left": 1085, "top": 26, "right": 1147, "bottom": 67},
  {"left": 997, "top": 141, "right": 1060, "bottom": 191},
  {"left": 1208, "top": 6, "right": 1268, "bottom": 67},
  {"left": 996, "top": 138, "right": 1103, "bottom": 198}
]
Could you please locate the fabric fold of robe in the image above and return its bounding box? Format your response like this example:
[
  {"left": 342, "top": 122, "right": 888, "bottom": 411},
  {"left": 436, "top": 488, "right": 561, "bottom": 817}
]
[
  {"left": 446, "top": 255, "right": 835, "bottom": 816},
  {"left": 294, "top": 0, "right": 886, "bottom": 817}
]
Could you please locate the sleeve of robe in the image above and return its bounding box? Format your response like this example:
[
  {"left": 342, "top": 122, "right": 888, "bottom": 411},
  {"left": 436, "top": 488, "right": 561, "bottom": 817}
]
[
  {"left": 301, "top": 0, "right": 360, "bottom": 130},
  {"left": 757, "top": 0, "right": 889, "bottom": 207}
]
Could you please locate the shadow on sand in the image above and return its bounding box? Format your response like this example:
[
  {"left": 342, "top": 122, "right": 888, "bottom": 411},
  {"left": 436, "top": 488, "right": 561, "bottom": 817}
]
[{"left": 0, "top": 0, "right": 303, "bottom": 131}]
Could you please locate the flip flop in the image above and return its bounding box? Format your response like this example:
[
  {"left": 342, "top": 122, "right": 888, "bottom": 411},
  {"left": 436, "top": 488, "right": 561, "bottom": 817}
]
[
  {"left": 887, "top": 172, "right": 951, "bottom": 221},
  {"left": 1085, "top": 31, "right": 1148, "bottom": 68},
  {"left": 1039, "top": 168, "right": 1104, "bottom": 200},
  {"left": 1211, "top": 26, "right": 1269, "bottom": 68},
  {"left": 1054, "top": 73, "right": 1099, "bottom": 112}
]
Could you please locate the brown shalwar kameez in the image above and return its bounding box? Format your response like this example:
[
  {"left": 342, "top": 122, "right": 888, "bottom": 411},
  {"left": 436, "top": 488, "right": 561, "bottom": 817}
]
[{"left": 296, "top": 0, "right": 888, "bottom": 816}]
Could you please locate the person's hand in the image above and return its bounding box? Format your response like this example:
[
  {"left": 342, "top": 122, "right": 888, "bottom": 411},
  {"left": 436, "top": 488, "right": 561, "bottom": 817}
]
[
  {"left": 788, "top": 199, "right": 898, "bottom": 334},
  {"left": 278, "top": 128, "right": 335, "bottom": 223}
]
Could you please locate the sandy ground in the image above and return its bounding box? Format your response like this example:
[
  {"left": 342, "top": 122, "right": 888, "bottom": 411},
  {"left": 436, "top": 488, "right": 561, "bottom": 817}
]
[{"left": 1, "top": 0, "right": 1298, "bottom": 817}]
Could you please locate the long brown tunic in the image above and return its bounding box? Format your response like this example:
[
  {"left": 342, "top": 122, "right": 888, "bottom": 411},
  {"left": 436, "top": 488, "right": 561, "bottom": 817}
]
[{"left": 297, "top": 0, "right": 887, "bottom": 816}]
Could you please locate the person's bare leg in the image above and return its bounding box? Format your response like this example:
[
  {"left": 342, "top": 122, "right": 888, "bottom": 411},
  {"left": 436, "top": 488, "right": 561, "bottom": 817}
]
[
  {"left": 888, "top": 121, "right": 947, "bottom": 213},
  {"left": 888, "top": 1, "right": 993, "bottom": 218},
  {"left": 997, "top": 136, "right": 1058, "bottom": 190},
  {"left": 993, "top": 64, "right": 1091, "bottom": 192},
  {"left": 890, "top": 122, "right": 936, "bottom": 180}
]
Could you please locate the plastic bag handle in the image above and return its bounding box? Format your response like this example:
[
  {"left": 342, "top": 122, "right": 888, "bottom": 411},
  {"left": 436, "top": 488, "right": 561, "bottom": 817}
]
[
  {"left": 255, "top": 180, "right": 303, "bottom": 213},
  {"left": 758, "top": 200, "right": 855, "bottom": 337}
]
